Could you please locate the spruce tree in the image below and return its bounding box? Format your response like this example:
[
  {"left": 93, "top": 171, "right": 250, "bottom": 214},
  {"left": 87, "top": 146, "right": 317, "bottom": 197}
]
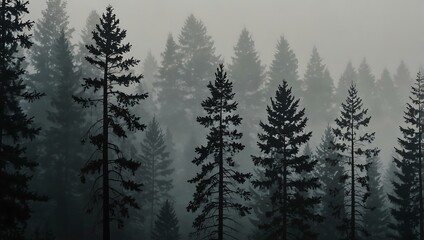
[
  {"left": 302, "top": 47, "right": 335, "bottom": 130},
  {"left": 388, "top": 72, "right": 424, "bottom": 240},
  {"left": 363, "top": 157, "right": 388, "bottom": 239},
  {"left": 356, "top": 59, "right": 377, "bottom": 115},
  {"left": 187, "top": 64, "right": 251, "bottom": 240},
  {"left": 0, "top": 0, "right": 45, "bottom": 239},
  {"left": 41, "top": 30, "right": 86, "bottom": 240},
  {"left": 151, "top": 200, "right": 180, "bottom": 240},
  {"left": 332, "top": 83, "right": 379, "bottom": 240},
  {"left": 73, "top": 6, "right": 146, "bottom": 240},
  {"left": 136, "top": 51, "right": 158, "bottom": 120},
  {"left": 375, "top": 68, "right": 402, "bottom": 121},
  {"left": 252, "top": 80, "right": 321, "bottom": 240},
  {"left": 155, "top": 33, "right": 184, "bottom": 131},
  {"left": 178, "top": 14, "right": 219, "bottom": 117},
  {"left": 138, "top": 117, "right": 174, "bottom": 235},
  {"left": 335, "top": 62, "right": 357, "bottom": 105},
  {"left": 316, "top": 126, "right": 347, "bottom": 240},
  {"left": 268, "top": 35, "right": 301, "bottom": 98},
  {"left": 394, "top": 61, "right": 412, "bottom": 105},
  {"left": 28, "top": 0, "right": 72, "bottom": 125}
]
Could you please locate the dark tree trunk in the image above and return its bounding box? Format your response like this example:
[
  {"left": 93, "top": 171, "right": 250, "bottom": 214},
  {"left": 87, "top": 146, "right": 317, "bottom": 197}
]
[
  {"left": 102, "top": 55, "right": 110, "bottom": 240},
  {"left": 350, "top": 107, "right": 355, "bottom": 240},
  {"left": 218, "top": 95, "right": 224, "bottom": 240},
  {"left": 419, "top": 79, "right": 423, "bottom": 240}
]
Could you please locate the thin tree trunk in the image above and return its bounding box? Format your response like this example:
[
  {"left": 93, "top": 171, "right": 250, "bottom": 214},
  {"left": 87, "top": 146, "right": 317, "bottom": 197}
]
[
  {"left": 102, "top": 55, "right": 110, "bottom": 240},
  {"left": 151, "top": 154, "right": 155, "bottom": 235},
  {"left": 419, "top": 79, "right": 423, "bottom": 240},
  {"left": 283, "top": 155, "right": 287, "bottom": 240}
]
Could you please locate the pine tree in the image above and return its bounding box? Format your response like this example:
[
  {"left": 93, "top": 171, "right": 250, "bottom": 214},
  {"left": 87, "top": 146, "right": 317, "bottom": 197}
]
[
  {"left": 138, "top": 117, "right": 174, "bottom": 235},
  {"left": 356, "top": 59, "right": 377, "bottom": 115},
  {"left": 302, "top": 47, "right": 335, "bottom": 130},
  {"left": 252, "top": 80, "right": 321, "bottom": 240},
  {"left": 393, "top": 61, "right": 412, "bottom": 105},
  {"left": 0, "top": 0, "right": 46, "bottom": 239},
  {"left": 73, "top": 6, "right": 146, "bottom": 240},
  {"left": 316, "top": 126, "right": 347, "bottom": 240},
  {"left": 28, "top": 0, "right": 73, "bottom": 125},
  {"left": 332, "top": 83, "right": 379, "bottom": 240},
  {"left": 375, "top": 68, "right": 402, "bottom": 121},
  {"left": 388, "top": 72, "right": 424, "bottom": 240},
  {"left": 363, "top": 157, "right": 388, "bottom": 239},
  {"left": 155, "top": 33, "right": 184, "bottom": 131},
  {"left": 41, "top": 30, "right": 87, "bottom": 240},
  {"left": 135, "top": 51, "right": 158, "bottom": 120},
  {"left": 336, "top": 62, "right": 357, "bottom": 105},
  {"left": 229, "top": 27, "right": 266, "bottom": 111},
  {"left": 268, "top": 35, "right": 301, "bottom": 98},
  {"left": 178, "top": 14, "right": 219, "bottom": 117},
  {"left": 151, "top": 200, "right": 180, "bottom": 240},
  {"left": 187, "top": 64, "right": 251, "bottom": 240}
]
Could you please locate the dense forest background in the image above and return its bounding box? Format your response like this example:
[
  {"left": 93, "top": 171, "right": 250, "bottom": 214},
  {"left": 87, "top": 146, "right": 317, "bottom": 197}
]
[{"left": 1, "top": 0, "right": 424, "bottom": 240}]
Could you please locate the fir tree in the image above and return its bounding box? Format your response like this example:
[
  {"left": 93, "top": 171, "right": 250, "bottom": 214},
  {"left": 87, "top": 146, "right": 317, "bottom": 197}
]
[
  {"left": 178, "top": 14, "right": 219, "bottom": 117},
  {"left": 151, "top": 200, "right": 180, "bottom": 240},
  {"left": 363, "top": 157, "right": 388, "bottom": 239},
  {"left": 138, "top": 117, "right": 174, "bottom": 235},
  {"left": 155, "top": 33, "right": 184, "bottom": 131},
  {"left": 252, "top": 80, "right": 321, "bottom": 240},
  {"left": 316, "top": 127, "right": 347, "bottom": 240},
  {"left": 336, "top": 62, "right": 357, "bottom": 105},
  {"left": 73, "top": 6, "right": 146, "bottom": 240},
  {"left": 0, "top": 0, "right": 46, "bottom": 239},
  {"left": 42, "top": 30, "right": 86, "bottom": 240},
  {"left": 187, "top": 64, "right": 251, "bottom": 240},
  {"left": 332, "top": 83, "right": 379, "bottom": 240},
  {"left": 136, "top": 51, "right": 159, "bottom": 120},
  {"left": 302, "top": 47, "right": 335, "bottom": 130},
  {"left": 388, "top": 72, "right": 424, "bottom": 240},
  {"left": 28, "top": 0, "right": 73, "bottom": 125},
  {"left": 268, "top": 35, "right": 301, "bottom": 98},
  {"left": 356, "top": 59, "right": 377, "bottom": 115},
  {"left": 375, "top": 68, "right": 402, "bottom": 121},
  {"left": 393, "top": 61, "right": 412, "bottom": 105}
]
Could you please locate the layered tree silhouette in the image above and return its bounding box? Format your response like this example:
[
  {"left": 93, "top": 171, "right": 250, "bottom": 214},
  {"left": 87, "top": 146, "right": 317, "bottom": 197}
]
[
  {"left": 187, "top": 64, "right": 251, "bottom": 240},
  {"left": 73, "top": 6, "right": 147, "bottom": 240},
  {"left": 252, "top": 80, "right": 321, "bottom": 240},
  {"left": 331, "top": 83, "right": 379, "bottom": 240},
  {"left": 388, "top": 72, "right": 424, "bottom": 240},
  {"left": 151, "top": 200, "right": 180, "bottom": 240},
  {"left": 316, "top": 126, "right": 347, "bottom": 240},
  {"left": 0, "top": 0, "right": 45, "bottom": 239},
  {"left": 138, "top": 117, "right": 174, "bottom": 235}
]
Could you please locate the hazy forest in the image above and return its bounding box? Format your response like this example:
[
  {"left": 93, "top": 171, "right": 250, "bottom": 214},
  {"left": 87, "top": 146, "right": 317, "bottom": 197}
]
[{"left": 1, "top": 0, "right": 424, "bottom": 240}]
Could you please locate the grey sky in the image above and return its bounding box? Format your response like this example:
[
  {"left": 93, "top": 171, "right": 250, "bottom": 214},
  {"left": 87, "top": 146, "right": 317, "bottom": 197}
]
[{"left": 28, "top": 0, "right": 424, "bottom": 82}]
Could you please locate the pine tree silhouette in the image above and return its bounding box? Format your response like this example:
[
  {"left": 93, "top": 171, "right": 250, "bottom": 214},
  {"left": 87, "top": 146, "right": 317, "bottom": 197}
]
[
  {"left": 187, "top": 64, "right": 251, "bottom": 240},
  {"left": 151, "top": 200, "right": 180, "bottom": 240},
  {"left": 0, "top": 0, "right": 46, "bottom": 239},
  {"left": 388, "top": 72, "right": 424, "bottom": 239},
  {"left": 252, "top": 80, "right": 321, "bottom": 240},
  {"left": 331, "top": 83, "right": 379, "bottom": 240},
  {"left": 73, "top": 6, "right": 146, "bottom": 240}
]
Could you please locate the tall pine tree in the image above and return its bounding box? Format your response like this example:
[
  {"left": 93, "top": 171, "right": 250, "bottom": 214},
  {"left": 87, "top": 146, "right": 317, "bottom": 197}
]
[
  {"left": 0, "top": 0, "right": 45, "bottom": 239},
  {"left": 73, "top": 6, "right": 146, "bottom": 240},
  {"left": 335, "top": 62, "right": 357, "bottom": 106},
  {"left": 187, "top": 64, "right": 251, "bottom": 240},
  {"left": 388, "top": 72, "right": 424, "bottom": 240},
  {"left": 332, "top": 83, "right": 379, "bottom": 240},
  {"left": 138, "top": 117, "right": 174, "bottom": 236},
  {"left": 252, "top": 80, "right": 321, "bottom": 240}
]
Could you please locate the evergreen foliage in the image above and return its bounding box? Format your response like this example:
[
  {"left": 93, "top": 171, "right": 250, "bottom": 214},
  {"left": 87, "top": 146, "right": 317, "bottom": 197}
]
[
  {"left": 0, "top": 0, "right": 46, "bottom": 239},
  {"left": 388, "top": 72, "right": 424, "bottom": 240},
  {"left": 316, "top": 126, "right": 347, "bottom": 240},
  {"left": 151, "top": 200, "right": 180, "bottom": 240},
  {"left": 138, "top": 117, "right": 174, "bottom": 235},
  {"left": 73, "top": 6, "right": 146, "bottom": 240},
  {"left": 336, "top": 62, "right": 357, "bottom": 105},
  {"left": 252, "top": 80, "right": 321, "bottom": 240},
  {"left": 331, "top": 83, "right": 379, "bottom": 239},
  {"left": 187, "top": 64, "right": 251, "bottom": 240},
  {"left": 268, "top": 36, "right": 301, "bottom": 98}
]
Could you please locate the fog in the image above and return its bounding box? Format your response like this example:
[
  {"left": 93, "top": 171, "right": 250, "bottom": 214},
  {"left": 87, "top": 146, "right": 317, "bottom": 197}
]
[{"left": 28, "top": 0, "right": 424, "bottom": 78}]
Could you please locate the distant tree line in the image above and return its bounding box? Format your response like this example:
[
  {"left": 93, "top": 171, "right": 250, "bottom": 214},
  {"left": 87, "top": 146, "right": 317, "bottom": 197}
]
[{"left": 1, "top": 0, "right": 423, "bottom": 240}]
